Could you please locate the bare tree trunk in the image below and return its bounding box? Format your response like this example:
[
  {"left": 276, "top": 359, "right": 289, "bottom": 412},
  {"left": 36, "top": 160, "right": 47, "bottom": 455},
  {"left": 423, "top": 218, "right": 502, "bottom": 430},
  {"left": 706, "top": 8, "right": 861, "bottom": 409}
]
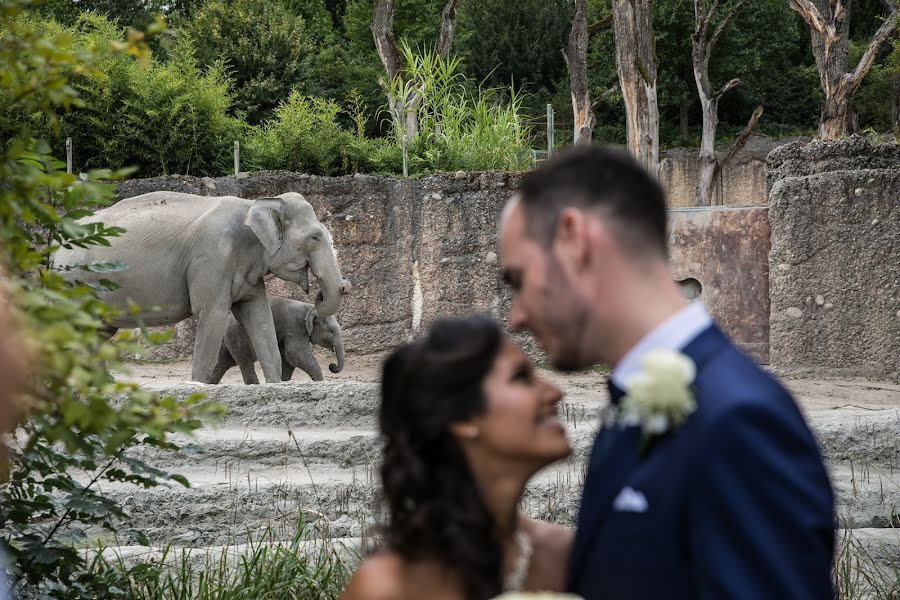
[
  {"left": 371, "top": 0, "right": 402, "bottom": 84},
  {"left": 372, "top": 0, "right": 419, "bottom": 141},
  {"left": 437, "top": 0, "right": 462, "bottom": 60},
  {"left": 692, "top": 0, "right": 762, "bottom": 206},
  {"left": 611, "top": 0, "right": 659, "bottom": 174},
  {"left": 565, "top": 0, "right": 595, "bottom": 144},
  {"left": 789, "top": 0, "right": 898, "bottom": 139},
  {"left": 680, "top": 102, "right": 690, "bottom": 139}
]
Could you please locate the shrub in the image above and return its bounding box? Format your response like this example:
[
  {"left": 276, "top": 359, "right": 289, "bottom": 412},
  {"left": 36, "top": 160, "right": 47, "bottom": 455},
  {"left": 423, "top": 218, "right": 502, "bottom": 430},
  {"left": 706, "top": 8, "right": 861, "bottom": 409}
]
[
  {"left": 2, "top": 13, "right": 246, "bottom": 178},
  {"left": 245, "top": 92, "right": 354, "bottom": 175},
  {"left": 182, "top": 0, "right": 316, "bottom": 125},
  {"left": 0, "top": 5, "right": 218, "bottom": 597}
]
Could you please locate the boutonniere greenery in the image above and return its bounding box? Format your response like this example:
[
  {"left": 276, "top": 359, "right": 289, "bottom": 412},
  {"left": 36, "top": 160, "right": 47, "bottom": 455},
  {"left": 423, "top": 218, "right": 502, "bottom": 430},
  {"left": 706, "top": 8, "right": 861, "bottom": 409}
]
[{"left": 617, "top": 348, "right": 697, "bottom": 455}]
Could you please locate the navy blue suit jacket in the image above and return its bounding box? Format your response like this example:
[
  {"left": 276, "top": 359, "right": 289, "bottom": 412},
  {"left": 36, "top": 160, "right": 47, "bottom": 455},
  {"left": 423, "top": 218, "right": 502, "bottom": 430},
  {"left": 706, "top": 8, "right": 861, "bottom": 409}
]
[{"left": 567, "top": 325, "right": 835, "bottom": 599}]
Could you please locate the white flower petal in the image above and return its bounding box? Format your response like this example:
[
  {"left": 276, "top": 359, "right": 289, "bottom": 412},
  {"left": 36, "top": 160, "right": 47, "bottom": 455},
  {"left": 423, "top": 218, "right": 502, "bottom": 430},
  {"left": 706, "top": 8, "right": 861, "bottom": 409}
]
[{"left": 645, "top": 414, "right": 669, "bottom": 434}]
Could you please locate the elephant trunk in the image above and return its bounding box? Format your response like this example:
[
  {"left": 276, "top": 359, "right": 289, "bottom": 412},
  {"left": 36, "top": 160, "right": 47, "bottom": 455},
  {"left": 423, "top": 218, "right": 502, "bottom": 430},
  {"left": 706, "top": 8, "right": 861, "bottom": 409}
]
[
  {"left": 311, "top": 247, "right": 345, "bottom": 318},
  {"left": 329, "top": 336, "right": 344, "bottom": 374}
]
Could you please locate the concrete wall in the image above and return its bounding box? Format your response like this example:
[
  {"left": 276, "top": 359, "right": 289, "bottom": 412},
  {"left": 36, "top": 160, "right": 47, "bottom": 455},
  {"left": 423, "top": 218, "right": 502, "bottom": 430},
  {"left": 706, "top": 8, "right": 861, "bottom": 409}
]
[
  {"left": 767, "top": 137, "right": 900, "bottom": 380},
  {"left": 115, "top": 169, "right": 772, "bottom": 363},
  {"left": 660, "top": 135, "right": 805, "bottom": 208}
]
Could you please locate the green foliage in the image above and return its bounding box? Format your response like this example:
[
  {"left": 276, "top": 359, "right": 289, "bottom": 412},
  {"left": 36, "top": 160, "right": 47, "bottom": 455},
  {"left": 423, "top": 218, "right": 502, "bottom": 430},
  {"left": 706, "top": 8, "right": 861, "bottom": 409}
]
[
  {"left": 456, "top": 0, "right": 572, "bottom": 97},
  {"left": 246, "top": 92, "right": 354, "bottom": 175},
  {"left": 1, "top": 13, "right": 246, "bottom": 177},
  {"left": 853, "top": 38, "right": 900, "bottom": 135},
  {"left": 183, "top": 0, "right": 317, "bottom": 125},
  {"left": 92, "top": 522, "right": 357, "bottom": 598},
  {"left": 385, "top": 44, "right": 532, "bottom": 174},
  {"left": 0, "top": 3, "right": 219, "bottom": 596}
]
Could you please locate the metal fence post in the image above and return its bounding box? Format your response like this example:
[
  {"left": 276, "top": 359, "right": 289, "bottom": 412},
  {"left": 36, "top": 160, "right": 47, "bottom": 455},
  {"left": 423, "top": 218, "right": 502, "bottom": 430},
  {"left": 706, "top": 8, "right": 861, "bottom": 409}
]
[
  {"left": 546, "top": 104, "right": 554, "bottom": 158},
  {"left": 66, "top": 138, "right": 73, "bottom": 174},
  {"left": 234, "top": 141, "right": 240, "bottom": 176}
]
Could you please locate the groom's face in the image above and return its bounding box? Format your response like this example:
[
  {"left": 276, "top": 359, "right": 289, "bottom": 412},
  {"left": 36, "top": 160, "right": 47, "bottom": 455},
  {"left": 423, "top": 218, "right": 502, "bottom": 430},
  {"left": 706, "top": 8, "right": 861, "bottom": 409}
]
[{"left": 500, "top": 199, "right": 593, "bottom": 371}]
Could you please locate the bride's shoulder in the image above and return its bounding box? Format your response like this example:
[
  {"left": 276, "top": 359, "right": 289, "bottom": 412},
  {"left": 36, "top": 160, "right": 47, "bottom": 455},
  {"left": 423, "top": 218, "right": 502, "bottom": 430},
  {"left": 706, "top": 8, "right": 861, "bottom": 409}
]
[{"left": 341, "top": 551, "right": 406, "bottom": 600}]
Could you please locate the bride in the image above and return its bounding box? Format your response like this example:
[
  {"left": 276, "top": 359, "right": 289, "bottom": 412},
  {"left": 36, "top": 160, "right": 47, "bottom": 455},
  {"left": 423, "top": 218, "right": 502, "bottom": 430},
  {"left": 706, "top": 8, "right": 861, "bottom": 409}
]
[{"left": 342, "top": 316, "right": 573, "bottom": 600}]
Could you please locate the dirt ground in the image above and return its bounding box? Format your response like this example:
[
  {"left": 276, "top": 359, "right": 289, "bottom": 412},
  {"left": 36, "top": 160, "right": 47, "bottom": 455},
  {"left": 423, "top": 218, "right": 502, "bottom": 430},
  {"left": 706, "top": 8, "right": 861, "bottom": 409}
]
[{"left": 122, "top": 351, "right": 900, "bottom": 411}]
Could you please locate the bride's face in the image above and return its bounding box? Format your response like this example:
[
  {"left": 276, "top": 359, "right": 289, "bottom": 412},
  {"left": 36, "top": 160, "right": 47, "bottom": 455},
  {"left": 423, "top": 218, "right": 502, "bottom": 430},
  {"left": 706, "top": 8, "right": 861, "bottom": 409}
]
[{"left": 454, "top": 337, "right": 571, "bottom": 468}]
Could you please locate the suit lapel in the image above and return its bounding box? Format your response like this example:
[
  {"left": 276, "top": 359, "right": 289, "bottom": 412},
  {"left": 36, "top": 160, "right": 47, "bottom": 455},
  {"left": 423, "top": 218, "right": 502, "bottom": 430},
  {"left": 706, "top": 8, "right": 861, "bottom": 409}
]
[{"left": 567, "top": 324, "right": 730, "bottom": 587}]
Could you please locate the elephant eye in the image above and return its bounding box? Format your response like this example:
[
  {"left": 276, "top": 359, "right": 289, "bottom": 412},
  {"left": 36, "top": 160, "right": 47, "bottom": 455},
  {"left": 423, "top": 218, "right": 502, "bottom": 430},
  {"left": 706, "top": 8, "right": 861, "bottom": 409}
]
[{"left": 311, "top": 232, "right": 322, "bottom": 241}]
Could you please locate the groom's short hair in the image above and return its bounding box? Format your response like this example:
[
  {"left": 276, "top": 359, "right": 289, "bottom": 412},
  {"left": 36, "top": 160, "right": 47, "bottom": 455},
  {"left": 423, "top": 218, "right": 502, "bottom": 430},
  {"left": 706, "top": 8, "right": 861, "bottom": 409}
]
[{"left": 516, "top": 144, "right": 668, "bottom": 258}]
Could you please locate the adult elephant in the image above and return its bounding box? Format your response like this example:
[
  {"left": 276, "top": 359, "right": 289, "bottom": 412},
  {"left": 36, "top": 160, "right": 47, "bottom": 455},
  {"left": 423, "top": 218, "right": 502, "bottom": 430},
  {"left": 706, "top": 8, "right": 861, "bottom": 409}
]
[{"left": 52, "top": 191, "right": 346, "bottom": 383}]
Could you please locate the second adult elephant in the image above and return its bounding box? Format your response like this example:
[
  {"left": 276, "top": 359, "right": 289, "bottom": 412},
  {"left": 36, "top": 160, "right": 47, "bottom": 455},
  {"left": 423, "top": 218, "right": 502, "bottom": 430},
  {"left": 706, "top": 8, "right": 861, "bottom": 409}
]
[{"left": 52, "top": 191, "right": 346, "bottom": 383}]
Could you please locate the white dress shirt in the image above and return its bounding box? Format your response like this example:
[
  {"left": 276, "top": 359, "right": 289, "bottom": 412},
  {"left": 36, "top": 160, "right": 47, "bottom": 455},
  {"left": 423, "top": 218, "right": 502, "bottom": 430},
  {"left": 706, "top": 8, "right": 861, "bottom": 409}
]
[{"left": 610, "top": 301, "right": 713, "bottom": 390}]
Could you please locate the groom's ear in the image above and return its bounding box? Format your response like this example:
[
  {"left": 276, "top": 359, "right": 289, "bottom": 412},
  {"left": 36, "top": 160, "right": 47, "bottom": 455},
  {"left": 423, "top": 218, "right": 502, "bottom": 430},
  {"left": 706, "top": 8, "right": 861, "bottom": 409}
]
[{"left": 556, "top": 207, "right": 592, "bottom": 272}]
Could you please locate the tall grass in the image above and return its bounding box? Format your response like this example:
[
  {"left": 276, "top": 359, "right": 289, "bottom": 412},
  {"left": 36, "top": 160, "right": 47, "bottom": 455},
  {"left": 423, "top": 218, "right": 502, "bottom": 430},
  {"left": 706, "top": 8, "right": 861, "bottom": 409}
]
[
  {"left": 385, "top": 42, "right": 532, "bottom": 174},
  {"left": 833, "top": 527, "right": 900, "bottom": 600},
  {"left": 91, "top": 522, "right": 358, "bottom": 600}
]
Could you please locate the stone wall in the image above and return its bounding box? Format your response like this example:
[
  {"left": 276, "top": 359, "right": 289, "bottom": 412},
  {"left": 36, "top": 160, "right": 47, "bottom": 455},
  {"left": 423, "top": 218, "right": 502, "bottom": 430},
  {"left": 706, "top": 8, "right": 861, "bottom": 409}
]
[
  {"left": 115, "top": 169, "right": 772, "bottom": 363},
  {"left": 660, "top": 135, "right": 805, "bottom": 208},
  {"left": 767, "top": 137, "right": 900, "bottom": 380}
]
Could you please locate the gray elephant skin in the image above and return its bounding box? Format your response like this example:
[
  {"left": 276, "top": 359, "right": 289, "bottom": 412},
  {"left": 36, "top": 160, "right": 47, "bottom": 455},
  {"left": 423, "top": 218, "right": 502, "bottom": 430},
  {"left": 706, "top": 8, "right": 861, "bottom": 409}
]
[
  {"left": 52, "top": 191, "right": 345, "bottom": 383},
  {"left": 211, "top": 296, "right": 343, "bottom": 384}
]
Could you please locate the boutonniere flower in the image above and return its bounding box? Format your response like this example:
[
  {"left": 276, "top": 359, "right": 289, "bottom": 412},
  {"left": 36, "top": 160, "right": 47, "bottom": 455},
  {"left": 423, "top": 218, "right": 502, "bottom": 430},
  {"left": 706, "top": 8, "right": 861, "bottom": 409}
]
[{"left": 618, "top": 348, "right": 697, "bottom": 454}]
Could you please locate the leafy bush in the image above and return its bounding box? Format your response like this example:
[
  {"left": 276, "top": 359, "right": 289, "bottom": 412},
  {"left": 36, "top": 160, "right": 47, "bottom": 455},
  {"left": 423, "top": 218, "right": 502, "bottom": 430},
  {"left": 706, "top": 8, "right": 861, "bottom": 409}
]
[
  {"left": 182, "top": 0, "right": 317, "bottom": 125},
  {"left": 0, "top": 4, "right": 218, "bottom": 597},
  {"left": 2, "top": 13, "right": 246, "bottom": 178},
  {"left": 245, "top": 92, "right": 354, "bottom": 175}
]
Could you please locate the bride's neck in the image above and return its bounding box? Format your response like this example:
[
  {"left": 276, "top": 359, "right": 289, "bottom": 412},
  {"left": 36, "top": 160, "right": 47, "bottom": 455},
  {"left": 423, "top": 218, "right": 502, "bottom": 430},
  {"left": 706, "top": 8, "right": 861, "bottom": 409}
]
[{"left": 468, "top": 458, "right": 529, "bottom": 539}]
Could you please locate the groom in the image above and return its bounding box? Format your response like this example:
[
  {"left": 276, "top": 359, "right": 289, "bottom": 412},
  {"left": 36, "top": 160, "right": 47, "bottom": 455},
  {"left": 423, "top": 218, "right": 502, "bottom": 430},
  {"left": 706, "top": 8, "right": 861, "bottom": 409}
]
[{"left": 499, "top": 145, "right": 834, "bottom": 599}]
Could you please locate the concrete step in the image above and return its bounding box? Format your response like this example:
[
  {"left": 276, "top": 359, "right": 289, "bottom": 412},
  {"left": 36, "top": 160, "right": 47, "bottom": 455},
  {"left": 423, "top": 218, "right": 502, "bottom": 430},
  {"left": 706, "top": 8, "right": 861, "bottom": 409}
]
[
  {"left": 133, "top": 382, "right": 899, "bottom": 467},
  {"left": 87, "top": 457, "right": 899, "bottom": 547}
]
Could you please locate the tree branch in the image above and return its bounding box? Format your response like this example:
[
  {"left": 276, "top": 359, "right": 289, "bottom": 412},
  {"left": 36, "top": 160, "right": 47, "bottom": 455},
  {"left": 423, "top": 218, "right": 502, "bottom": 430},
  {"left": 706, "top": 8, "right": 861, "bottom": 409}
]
[
  {"left": 588, "top": 14, "right": 613, "bottom": 37},
  {"left": 592, "top": 84, "right": 620, "bottom": 107},
  {"left": 719, "top": 104, "right": 764, "bottom": 168},
  {"left": 846, "top": 7, "right": 898, "bottom": 91},
  {"left": 788, "top": 0, "right": 829, "bottom": 34},
  {"left": 714, "top": 77, "right": 741, "bottom": 98},
  {"left": 437, "top": 0, "right": 462, "bottom": 60}
]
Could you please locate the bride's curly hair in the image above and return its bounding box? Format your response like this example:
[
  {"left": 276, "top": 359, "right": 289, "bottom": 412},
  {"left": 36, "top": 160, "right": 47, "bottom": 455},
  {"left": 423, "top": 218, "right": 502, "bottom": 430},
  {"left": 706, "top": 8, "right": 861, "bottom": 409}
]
[{"left": 379, "top": 315, "right": 505, "bottom": 600}]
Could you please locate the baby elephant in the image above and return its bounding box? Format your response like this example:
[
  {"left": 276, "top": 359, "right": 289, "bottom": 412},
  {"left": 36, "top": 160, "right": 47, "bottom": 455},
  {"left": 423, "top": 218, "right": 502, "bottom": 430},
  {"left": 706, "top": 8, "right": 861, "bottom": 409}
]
[{"left": 211, "top": 296, "right": 344, "bottom": 384}]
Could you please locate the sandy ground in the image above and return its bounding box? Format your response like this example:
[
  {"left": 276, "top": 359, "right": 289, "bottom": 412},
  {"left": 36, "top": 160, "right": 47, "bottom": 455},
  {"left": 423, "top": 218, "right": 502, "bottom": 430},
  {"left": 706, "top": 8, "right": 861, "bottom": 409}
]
[{"left": 121, "top": 351, "right": 900, "bottom": 412}]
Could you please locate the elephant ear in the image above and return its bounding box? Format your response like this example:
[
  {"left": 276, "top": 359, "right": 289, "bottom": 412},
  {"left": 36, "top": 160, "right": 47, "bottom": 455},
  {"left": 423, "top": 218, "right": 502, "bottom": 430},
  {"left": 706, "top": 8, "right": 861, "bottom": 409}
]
[
  {"left": 246, "top": 198, "right": 285, "bottom": 253},
  {"left": 304, "top": 309, "right": 317, "bottom": 338}
]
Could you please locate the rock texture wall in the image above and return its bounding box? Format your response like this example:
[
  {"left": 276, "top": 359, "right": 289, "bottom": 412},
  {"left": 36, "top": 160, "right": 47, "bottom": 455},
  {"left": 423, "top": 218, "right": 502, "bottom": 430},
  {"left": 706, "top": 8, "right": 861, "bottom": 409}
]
[
  {"left": 767, "top": 137, "right": 900, "bottom": 380},
  {"left": 669, "top": 207, "right": 770, "bottom": 362},
  {"left": 660, "top": 135, "right": 805, "bottom": 208},
  {"left": 114, "top": 170, "right": 772, "bottom": 363}
]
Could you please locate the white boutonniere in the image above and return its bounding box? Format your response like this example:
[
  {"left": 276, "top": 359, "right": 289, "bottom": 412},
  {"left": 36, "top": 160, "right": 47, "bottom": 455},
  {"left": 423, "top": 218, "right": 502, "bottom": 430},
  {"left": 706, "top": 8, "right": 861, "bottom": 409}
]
[{"left": 618, "top": 348, "right": 697, "bottom": 454}]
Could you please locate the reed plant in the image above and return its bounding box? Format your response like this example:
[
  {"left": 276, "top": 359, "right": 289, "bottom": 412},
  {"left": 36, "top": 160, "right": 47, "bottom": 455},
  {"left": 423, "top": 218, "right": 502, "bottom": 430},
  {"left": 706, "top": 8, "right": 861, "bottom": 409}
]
[{"left": 384, "top": 42, "right": 532, "bottom": 175}]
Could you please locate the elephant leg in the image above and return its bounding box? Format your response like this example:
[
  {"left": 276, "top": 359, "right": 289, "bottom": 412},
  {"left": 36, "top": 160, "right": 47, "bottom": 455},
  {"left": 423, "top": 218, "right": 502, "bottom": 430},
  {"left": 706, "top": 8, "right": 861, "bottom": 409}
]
[
  {"left": 284, "top": 335, "right": 322, "bottom": 382},
  {"left": 281, "top": 356, "right": 295, "bottom": 382},
  {"left": 191, "top": 300, "right": 232, "bottom": 384},
  {"left": 231, "top": 288, "right": 281, "bottom": 383},
  {"left": 208, "top": 345, "right": 236, "bottom": 385}
]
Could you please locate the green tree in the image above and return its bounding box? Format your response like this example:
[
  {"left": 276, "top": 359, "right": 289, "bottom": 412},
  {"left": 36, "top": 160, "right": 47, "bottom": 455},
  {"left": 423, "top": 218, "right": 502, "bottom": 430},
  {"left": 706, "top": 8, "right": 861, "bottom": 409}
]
[
  {"left": 182, "top": 0, "right": 316, "bottom": 124},
  {"left": 456, "top": 0, "right": 572, "bottom": 100},
  {"left": 0, "top": 4, "right": 217, "bottom": 596}
]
